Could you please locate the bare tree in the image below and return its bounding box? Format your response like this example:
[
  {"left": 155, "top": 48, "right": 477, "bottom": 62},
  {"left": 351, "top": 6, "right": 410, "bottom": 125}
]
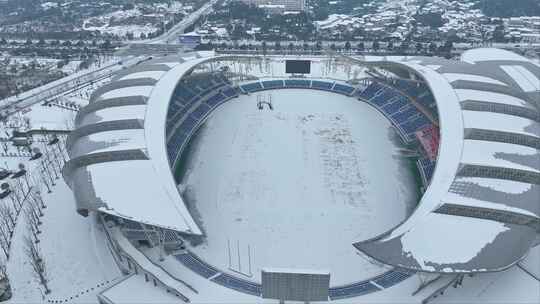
[
  {"left": 9, "top": 190, "right": 22, "bottom": 213},
  {"left": 40, "top": 161, "right": 55, "bottom": 187},
  {"left": 23, "top": 235, "right": 50, "bottom": 294},
  {"left": 39, "top": 170, "right": 51, "bottom": 193},
  {"left": 0, "top": 256, "right": 6, "bottom": 280},
  {"left": 0, "top": 225, "right": 10, "bottom": 259},
  {"left": 31, "top": 191, "right": 46, "bottom": 209},
  {"left": 24, "top": 209, "right": 40, "bottom": 244},
  {"left": 0, "top": 205, "right": 15, "bottom": 234}
]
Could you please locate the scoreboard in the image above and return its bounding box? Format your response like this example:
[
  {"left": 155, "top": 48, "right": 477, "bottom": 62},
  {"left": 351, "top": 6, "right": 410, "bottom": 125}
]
[{"left": 261, "top": 268, "right": 330, "bottom": 302}]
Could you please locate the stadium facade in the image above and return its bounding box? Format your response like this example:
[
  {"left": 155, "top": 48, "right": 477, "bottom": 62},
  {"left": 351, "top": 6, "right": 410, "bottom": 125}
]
[{"left": 63, "top": 49, "right": 539, "bottom": 299}]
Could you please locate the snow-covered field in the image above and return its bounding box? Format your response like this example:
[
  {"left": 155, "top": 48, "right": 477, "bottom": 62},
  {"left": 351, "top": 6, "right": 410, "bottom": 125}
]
[{"left": 179, "top": 89, "right": 420, "bottom": 285}]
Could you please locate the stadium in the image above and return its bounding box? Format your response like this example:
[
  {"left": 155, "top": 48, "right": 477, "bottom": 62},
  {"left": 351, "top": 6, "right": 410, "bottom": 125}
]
[{"left": 62, "top": 48, "right": 539, "bottom": 303}]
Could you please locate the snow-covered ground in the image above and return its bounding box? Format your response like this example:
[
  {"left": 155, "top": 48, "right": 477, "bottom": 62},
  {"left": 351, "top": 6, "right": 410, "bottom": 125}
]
[
  {"left": 6, "top": 180, "right": 122, "bottom": 303},
  {"left": 179, "top": 89, "right": 420, "bottom": 285}
]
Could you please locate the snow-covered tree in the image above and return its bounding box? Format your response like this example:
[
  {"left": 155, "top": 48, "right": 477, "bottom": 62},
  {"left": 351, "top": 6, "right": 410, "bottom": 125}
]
[{"left": 23, "top": 235, "right": 50, "bottom": 294}]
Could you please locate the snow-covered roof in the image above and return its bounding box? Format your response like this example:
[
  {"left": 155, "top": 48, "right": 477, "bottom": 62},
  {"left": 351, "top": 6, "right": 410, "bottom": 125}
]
[
  {"left": 63, "top": 51, "right": 218, "bottom": 234},
  {"left": 355, "top": 48, "right": 539, "bottom": 273}
]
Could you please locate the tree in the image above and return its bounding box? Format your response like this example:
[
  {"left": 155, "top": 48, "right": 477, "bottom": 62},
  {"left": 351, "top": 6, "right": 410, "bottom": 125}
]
[
  {"left": 287, "top": 42, "right": 294, "bottom": 52},
  {"left": 344, "top": 41, "right": 351, "bottom": 51},
  {"left": 416, "top": 42, "right": 423, "bottom": 53},
  {"left": 0, "top": 205, "right": 15, "bottom": 235},
  {"left": 428, "top": 42, "right": 437, "bottom": 53},
  {"left": 0, "top": 225, "right": 10, "bottom": 259},
  {"left": 357, "top": 42, "right": 365, "bottom": 51},
  {"left": 24, "top": 235, "right": 50, "bottom": 294},
  {"left": 274, "top": 41, "right": 281, "bottom": 51},
  {"left": 372, "top": 40, "right": 380, "bottom": 51}
]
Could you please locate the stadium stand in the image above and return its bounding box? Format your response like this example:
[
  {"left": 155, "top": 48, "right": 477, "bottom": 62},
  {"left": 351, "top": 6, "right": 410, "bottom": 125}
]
[
  {"left": 211, "top": 273, "right": 262, "bottom": 296},
  {"left": 372, "top": 270, "right": 413, "bottom": 288},
  {"left": 328, "top": 281, "right": 380, "bottom": 299},
  {"left": 174, "top": 252, "right": 219, "bottom": 279},
  {"left": 165, "top": 77, "right": 440, "bottom": 187}
]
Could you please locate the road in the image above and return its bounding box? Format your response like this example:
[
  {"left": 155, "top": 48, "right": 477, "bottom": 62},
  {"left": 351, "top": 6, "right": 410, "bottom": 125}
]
[
  {"left": 0, "top": 56, "right": 145, "bottom": 115},
  {"left": 0, "top": 0, "right": 218, "bottom": 114},
  {"left": 143, "top": 0, "right": 218, "bottom": 44}
]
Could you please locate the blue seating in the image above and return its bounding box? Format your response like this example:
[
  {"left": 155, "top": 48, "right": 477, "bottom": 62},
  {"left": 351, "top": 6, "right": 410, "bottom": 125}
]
[
  {"left": 390, "top": 106, "right": 418, "bottom": 124},
  {"left": 284, "top": 79, "right": 310, "bottom": 88},
  {"left": 206, "top": 93, "right": 227, "bottom": 107},
  {"left": 174, "top": 253, "right": 219, "bottom": 279},
  {"left": 382, "top": 97, "right": 408, "bottom": 114},
  {"left": 418, "top": 157, "right": 436, "bottom": 183},
  {"left": 369, "top": 91, "right": 394, "bottom": 106},
  {"left": 401, "top": 116, "right": 431, "bottom": 135},
  {"left": 211, "top": 273, "right": 262, "bottom": 296},
  {"left": 222, "top": 87, "right": 238, "bottom": 98},
  {"left": 311, "top": 80, "right": 333, "bottom": 91},
  {"left": 190, "top": 103, "right": 211, "bottom": 120},
  {"left": 262, "top": 80, "right": 284, "bottom": 89},
  {"left": 241, "top": 82, "right": 263, "bottom": 93},
  {"left": 168, "top": 104, "right": 192, "bottom": 125},
  {"left": 332, "top": 83, "right": 355, "bottom": 95},
  {"left": 328, "top": 281, "right": 379, "bottom": 299},
  {"left": 373, "top": 271, "right": 412, "bottom": 288}
]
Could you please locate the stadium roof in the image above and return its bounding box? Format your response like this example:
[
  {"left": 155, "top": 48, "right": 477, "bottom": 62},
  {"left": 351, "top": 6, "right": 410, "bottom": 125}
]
[
  {"left": 63, "top": 51, "right": 222, "bottom": 234},
  {"left": 64, "top": 48, "right": 539, "bottom": 273},
  {"left": 354, "top": 48, "right": 539, "bottom": 273}
]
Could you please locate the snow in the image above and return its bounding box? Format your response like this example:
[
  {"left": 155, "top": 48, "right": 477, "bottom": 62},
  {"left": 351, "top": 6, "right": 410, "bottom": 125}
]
[
  {"left": 461, "top": 48, "right": 532, "bottom": 64},
  {"left": 462, "top": 110, "right": 539, "bottom": 138},
  {"left": 500, "top": 65, "right": 540, "bottom": 92},
  {"left": 461, "top": 140, "right": 540, "bottom": 173},
  {"left": 400, "top": 213, "right": 510, "bottom": 266},
  {"left": 444, "top": 188, "right": 538, "bottom": 218},
  {"left": 6, "top": 180, "right": 121, "bottom": 303},
  {"left": 15, "top": 103, "right": 77, "bottom": 131},
  {"left": 454, "top": 89, "right": 533, "bottom": 108},
  {"left": 451, "top": 176, "right": 534, "bottom": 195},
  {"left": 432, "top": 261, "right": 540, "bottom": 303},
  {"left": 118, "top": 71, "right": 166, "bottom": 81},
  {"left": 86, "top": 160, "right": 197, "bottom": 233},
  {"left": 99, "top": 275, "right": 180, "bottom": 303},
  {"left": 78, "top": 104, "right": 147, "bottom": 127},
  {"left": 111, "top": 228, "right": 194, "bottom": 297},
  {"left": 69, "top": 129, "right": 147, "bottom": 157},
  {"left": 98, "top": 86, "right": 154, "bottom": 100},
  {"left": 442, "top": 73, "right": 508, "bottom": 86},
  {"left": 381, "top": 61, "right": 465, "bottom": 238},
  {"left": 143, "top": 55, "right": 216, "bottom": 235},
  {"left": 180, "top": 89, "right": 418, "bottom": 285}
]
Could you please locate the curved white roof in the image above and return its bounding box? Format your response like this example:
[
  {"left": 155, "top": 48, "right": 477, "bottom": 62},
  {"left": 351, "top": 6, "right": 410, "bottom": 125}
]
[
  {"left": 355, "top": 49, "right": 540, "bottom": 273},
  {"left": 63, "top": 51, "right": 218, "bottom": 234}
]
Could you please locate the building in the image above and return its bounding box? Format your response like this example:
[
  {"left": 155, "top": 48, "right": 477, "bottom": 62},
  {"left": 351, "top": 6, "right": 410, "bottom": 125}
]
[
  {"left": 63, "top": 49, "right": 539, "bottom": 302},
  {"left": 241, "top": 0, "right": 305, "bottom": 12}
]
